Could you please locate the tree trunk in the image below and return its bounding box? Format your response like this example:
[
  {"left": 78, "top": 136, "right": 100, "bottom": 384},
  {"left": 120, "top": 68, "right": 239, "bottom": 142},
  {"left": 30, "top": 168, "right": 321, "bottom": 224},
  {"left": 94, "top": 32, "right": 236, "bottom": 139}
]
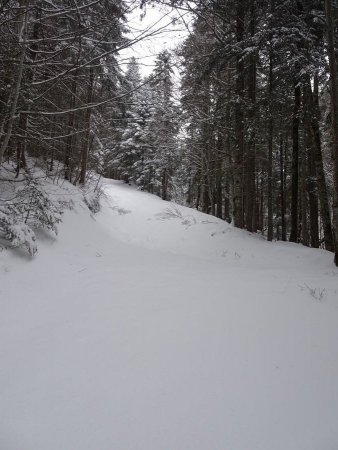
[
  {"left": 224, "top": 65, "right": 232, "bottom": 223},
  {"left": 233, "top": 0, "right": 245, "bottom": 228},
  {"left": 0, "top": 0, "right": 29, "bottom": 167},
  {"left": 324, "top": 0, "right": 338, "bottom": 264},
  {"left": 15, "top": 112, "right": 27, "bottom": 177},
  {"left": 289, "top": 80, "right": 301, "bottom": 243},
  {"left": 64, "top": 71, "right": 78, "bottom": 181},
  {"left": 162, "top": 168, "right": 168, "bottom": 200},
  {"left": 267, "top": 0, "right": 275, "bottom": 241},
  {"left": 311, "top": 75, "right": 334, "bottom": 251},
  {"left": 215, "top": 130, "right": 223, "bottom": 219},
  {"left": 304, "top": 80, "right": 319, "bottom": 248},
  {"left": 267, "top": 71, "right": 273, "bottom": 241},
  {"left": 246, "top": 0, "right": 256, "bottom": 232},
  {"left": 300, "top": 136, "right": 309, "bottom": 247},
  {"left": 80, "top": 67, "right": 94, "bottom": 185},
  {"left": 280, "top": 134, "right": 287, "bottom": 241}
]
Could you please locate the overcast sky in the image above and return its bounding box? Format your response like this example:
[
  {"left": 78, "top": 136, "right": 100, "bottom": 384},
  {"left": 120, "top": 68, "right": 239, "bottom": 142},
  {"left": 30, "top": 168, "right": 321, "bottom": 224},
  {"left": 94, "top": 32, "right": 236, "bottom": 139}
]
[{"left": 119, "top": 4, "right": 193, "bottom": 77}]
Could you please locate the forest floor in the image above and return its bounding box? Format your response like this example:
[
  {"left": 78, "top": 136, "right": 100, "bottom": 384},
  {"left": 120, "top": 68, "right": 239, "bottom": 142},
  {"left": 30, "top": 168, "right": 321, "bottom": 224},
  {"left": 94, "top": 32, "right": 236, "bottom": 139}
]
[{"left": 1, "top": 178, "right": 338, "bottom": 450}]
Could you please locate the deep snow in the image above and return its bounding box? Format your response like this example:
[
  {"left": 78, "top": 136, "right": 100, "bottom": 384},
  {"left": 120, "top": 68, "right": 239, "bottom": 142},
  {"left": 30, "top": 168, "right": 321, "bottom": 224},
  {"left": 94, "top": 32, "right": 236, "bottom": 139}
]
[{"left": 1, "top": 179, "right": 338, "bottom": 450}]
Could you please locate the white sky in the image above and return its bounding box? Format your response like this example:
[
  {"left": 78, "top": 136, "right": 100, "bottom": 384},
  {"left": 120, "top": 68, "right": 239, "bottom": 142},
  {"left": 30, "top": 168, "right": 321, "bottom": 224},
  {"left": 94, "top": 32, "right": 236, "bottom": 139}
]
[{"left": 119, "top": 4, "right": 193, "bottom": 77}]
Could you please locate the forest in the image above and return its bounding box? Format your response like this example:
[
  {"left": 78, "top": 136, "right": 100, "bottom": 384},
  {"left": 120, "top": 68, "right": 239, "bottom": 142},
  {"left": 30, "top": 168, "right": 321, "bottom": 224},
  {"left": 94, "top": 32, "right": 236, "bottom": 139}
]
[
  {"left": 2, "top": 2, "right": 338, "bottom": 448},
  {"left": 0, "top": 0, "right": 338, "bottom": 265}
]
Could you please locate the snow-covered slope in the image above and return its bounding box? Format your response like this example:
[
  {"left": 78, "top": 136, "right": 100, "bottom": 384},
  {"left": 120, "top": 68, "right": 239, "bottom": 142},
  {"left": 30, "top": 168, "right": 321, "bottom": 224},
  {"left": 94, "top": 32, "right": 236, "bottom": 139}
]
[{"left": 1, "top": 179, "right": 338, "bottom": 450}]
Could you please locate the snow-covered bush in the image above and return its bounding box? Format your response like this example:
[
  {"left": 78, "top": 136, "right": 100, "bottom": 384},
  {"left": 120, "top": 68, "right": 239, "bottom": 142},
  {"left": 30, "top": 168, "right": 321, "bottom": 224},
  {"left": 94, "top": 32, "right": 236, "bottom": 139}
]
[
  {"left": 0, "top": 177, "right": 63, "bottom": 256},
  {"left": 18, "top": 179, "right": 62, "bottom": 234},
  {"left": 83, "top": 188, "right": 102, "bottom": 214},
  {"left": 0, "top": 207, "right": 37, "bottom": 255}
]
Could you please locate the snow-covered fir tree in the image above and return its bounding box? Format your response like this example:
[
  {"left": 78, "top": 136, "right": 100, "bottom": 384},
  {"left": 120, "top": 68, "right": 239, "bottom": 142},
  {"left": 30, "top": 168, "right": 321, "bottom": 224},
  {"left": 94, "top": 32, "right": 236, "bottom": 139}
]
[
  {"left": 112, "top": 52, "right": 180, "bottom": 199},
  {"left": 113, "top": 58, "right": 153, "bottom": 185},
  {"left": 147, "top": 50, "right": 180, "bottom": 200}
]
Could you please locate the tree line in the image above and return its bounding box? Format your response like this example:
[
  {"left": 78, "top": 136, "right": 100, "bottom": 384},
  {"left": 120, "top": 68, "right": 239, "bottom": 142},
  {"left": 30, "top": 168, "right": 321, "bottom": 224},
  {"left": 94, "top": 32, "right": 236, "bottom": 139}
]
[
  {"left": 0, "top": 0, "right": 177, "bottom": 252},
  {"left": 150, "top": 0, "right": 338, "bottom": 265},
  {"left": 1, "top": 0, "right": 338, "bottom": 267}
]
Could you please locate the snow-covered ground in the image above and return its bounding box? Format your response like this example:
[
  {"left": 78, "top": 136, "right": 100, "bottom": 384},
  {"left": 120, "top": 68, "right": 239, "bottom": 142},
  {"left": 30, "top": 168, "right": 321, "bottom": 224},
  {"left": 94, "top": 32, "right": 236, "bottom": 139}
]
[{"left": 1, "top": 179, "right": 338, "bottom": 450}]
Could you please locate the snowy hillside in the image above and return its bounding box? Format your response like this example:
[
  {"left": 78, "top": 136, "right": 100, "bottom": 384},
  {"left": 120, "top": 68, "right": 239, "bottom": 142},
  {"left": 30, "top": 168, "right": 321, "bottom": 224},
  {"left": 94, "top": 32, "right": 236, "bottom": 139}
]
[{"left": 1, "top": 179, "right": 338, "bottom": 450}]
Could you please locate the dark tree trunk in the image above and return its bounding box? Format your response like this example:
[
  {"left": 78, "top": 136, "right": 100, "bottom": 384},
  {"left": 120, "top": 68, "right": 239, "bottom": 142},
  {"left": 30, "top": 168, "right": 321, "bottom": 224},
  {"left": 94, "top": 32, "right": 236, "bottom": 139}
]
[
  {"left": 311, "top": 75, "right": 334, "bottom": 251},
  {"left": 64, "top": 71, "right": 78, "bottom": 182},
  {"left": 279, "top": 134, "right": 286, "bottom": 241},
  {"left": 233, "top": 0, "right": 245, "bottom": 228},
  {"left": 289, "top": 81, "right": 301, "bottom": 243},
  {"left": 15, "top": 113, "right": 27, "bottom": 178},
  {"left": 267, "top": 0, "right": 275, "bottom": 241},
  {"left": 80, "top": 67, "right": 94, "bottom": 185},
  {"left": 0, "top": 0, "right": 28, "bottom": 166},
  {"left": 162, "top": 168, "right": 168, "bottom": 201},
  {"left": 195, "top": 170, "right": 201, "bottom": 210},
  {"left": 246, "top": 0, "right": 256, "bottom": 232},
  {"left": 215, "top": 131, "right": 223, "bottom": 219},
  {"left": 300, "top": 138, "right": 309, "bottom": 247},
  {"left": 304, "top": 80, "right": 319, "bottom": 248},
  {"left": 224, "top": 66, "right": 232, "bottom": 223},
  {"left": 324, "top": 0, "right": 338, "bottom": 264},
  {"left": 267, "top": 123, "right": 274, "bottom": 240}
]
